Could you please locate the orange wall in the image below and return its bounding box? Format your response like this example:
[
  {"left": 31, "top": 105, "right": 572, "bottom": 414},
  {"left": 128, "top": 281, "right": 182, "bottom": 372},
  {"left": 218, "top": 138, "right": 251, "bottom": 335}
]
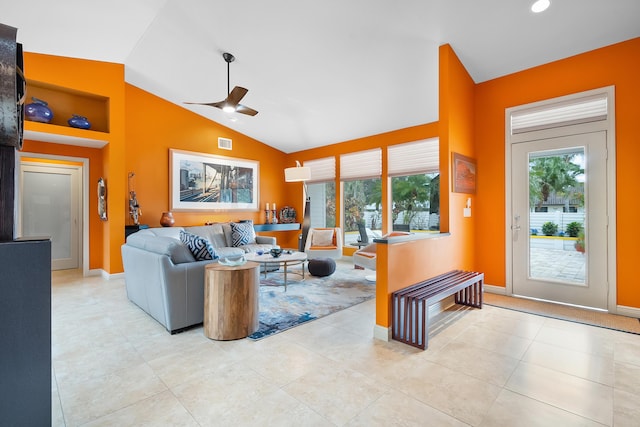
[
  {"left": 377, "top": 44, "right": 476, "bottom": 327},
  {"left": 22, "top": 52, "right": 126, "bottom": 273},
  {"left": 124, "top": 85, "right": 294, "bottom": 247},
  {"left": 286, "top": 44, "right": 477, "bottom": 327},
  {"left": 475, "top": 37, "right": 640, "bottom": 308}
]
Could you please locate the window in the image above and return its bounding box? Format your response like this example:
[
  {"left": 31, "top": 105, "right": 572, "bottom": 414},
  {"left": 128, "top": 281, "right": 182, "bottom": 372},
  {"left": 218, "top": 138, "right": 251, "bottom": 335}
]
[
  {"left": 388, "top": 139, "right": 440, "bottom": 231},
  {"left": 304, "top": 157, "right": 336, "bottom": 228},
  {"left": 510, "top": 93, "right": 607, "bottom": 135},
  {"left": 340, "top": 149, "right": 382, "bottom": 245}
]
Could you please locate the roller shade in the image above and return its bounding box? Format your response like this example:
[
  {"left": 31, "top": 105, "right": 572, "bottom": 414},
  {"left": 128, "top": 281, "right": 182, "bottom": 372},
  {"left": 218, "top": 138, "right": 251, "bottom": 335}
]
[
  {"left": 304, "top": 157, "right": 335, "bottom": 182},
  {"left": 511, "top": 94, "right": 607, "bottom": 134},
  {"left": 388, "top": 138, "right": 439, "bottom": 176},
  {"left": 340, "top": 149, "right": 382, "bottom": 180}
]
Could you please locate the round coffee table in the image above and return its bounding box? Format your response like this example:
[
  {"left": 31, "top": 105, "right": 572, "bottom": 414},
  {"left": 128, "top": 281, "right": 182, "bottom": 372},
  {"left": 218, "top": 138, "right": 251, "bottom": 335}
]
[{"left": 245, "top": 250, "right": 307, "bottom": 291}]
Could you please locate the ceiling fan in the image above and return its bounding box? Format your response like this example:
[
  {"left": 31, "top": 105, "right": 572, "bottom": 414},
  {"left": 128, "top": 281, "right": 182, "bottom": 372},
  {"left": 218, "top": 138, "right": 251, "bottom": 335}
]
[{"left": 185, "top": 52, "right": 258, "bottom": 116}]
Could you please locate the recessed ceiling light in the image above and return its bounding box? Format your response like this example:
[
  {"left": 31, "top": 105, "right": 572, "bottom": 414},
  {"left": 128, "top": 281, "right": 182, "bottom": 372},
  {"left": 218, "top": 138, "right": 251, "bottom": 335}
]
[{"left": 531, "top": 0, "right": 550, "bottom": 13}]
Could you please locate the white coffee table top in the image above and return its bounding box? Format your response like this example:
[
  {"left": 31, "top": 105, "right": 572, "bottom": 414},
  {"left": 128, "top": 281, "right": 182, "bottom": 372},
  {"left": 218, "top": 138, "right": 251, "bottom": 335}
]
[{"left": 245, "top": 250, "right": 307, "bottom": 264}]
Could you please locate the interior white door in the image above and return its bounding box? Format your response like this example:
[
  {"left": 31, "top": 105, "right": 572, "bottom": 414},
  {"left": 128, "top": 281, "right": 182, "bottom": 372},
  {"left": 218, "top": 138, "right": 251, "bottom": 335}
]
[
  {"left": 511, "top": 131, "right": 608, "bottom": 309},
  {"left": 20, "top": 163, "right": 81, "bottom": 270}
]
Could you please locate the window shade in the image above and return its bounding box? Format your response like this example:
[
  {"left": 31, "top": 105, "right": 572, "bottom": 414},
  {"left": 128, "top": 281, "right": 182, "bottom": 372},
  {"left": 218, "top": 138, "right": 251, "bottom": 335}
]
[
  {"left": 388, "top": 138, "right": 439, "bottom": 176},
  {"left": 511, "top": 94, "right": 607, "bottom": 134},
  {"left": 304, "top": 157, "right": 335, "bottom": 182},
  {"left": 340, "top": 149, "right": 382, "bottom": 180}
]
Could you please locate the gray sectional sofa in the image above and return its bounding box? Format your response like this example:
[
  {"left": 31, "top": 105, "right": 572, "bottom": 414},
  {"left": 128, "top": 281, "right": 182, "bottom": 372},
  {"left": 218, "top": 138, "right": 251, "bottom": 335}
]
[{"left": 121, "top": 222, "right": 276, "bottom": 333}]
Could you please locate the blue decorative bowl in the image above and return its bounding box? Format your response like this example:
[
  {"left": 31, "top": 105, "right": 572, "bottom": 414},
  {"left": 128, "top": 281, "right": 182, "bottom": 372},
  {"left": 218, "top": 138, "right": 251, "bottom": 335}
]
[
  {"left": 68, "top": 114, "right": 91, "bottom": 130},
  {"left": 25, "top": 97, "right": 53, "bottom": 123},
  {"left": 270, "top": 248, "right": 283, "bottom": 258}
]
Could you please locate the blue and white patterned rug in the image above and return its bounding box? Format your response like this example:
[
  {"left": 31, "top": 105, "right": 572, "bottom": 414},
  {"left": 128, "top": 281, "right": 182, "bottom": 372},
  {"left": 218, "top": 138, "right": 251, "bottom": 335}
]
[{"left": 248, "top": 259, "right": 374, "bottom": 340}]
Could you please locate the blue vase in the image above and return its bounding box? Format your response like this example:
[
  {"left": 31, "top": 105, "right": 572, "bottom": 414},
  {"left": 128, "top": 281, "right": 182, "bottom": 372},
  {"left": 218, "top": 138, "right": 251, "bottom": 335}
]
[
  {"left": 25, "top": 97, "right": 53, "bottom": 123},
  {"left": 68, "top": 114, "right": 91, "bottom": 130}
]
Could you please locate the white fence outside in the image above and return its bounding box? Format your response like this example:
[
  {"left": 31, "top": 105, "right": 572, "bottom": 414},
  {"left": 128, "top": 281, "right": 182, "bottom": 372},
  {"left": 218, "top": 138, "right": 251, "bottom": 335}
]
[{"left": 529, "top": 212, "right": 584, "bottom": 235}]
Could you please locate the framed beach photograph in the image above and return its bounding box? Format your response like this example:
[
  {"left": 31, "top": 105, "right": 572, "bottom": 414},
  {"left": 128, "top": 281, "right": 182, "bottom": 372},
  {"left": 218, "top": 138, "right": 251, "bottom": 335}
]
[
  {"left": 170, "top": 149, "right": 259, "bottom": 211},
  {"left": 452, "top": 152, "right": 476, "bottom": 194}
]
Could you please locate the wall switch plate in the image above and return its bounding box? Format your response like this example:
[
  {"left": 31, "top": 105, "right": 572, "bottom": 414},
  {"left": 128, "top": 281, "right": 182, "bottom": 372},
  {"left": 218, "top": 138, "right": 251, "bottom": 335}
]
[{"left": 463, "top": 208, "right": 471, "bottom": 217}]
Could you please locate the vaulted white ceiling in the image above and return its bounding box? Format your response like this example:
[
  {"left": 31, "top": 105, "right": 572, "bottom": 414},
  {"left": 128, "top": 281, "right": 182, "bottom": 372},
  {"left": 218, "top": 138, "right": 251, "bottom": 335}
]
[{"left": 3, "top": 0, "right": 640, "bottom": 153}]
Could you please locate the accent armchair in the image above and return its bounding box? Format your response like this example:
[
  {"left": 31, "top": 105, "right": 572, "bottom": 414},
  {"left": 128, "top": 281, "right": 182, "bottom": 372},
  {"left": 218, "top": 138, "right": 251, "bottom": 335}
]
[
  {"left": 304, "top": 227, "right": 343, "bottom": 259},
  {"left": 353, "top": 231, "right": 411, "bottom": 279}
]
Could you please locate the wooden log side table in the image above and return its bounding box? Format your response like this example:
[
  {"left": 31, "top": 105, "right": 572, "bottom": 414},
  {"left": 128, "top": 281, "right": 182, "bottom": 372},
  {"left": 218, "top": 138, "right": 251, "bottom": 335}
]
[{"left": 204, "top": 261, "right": 260, "bottom": 340}]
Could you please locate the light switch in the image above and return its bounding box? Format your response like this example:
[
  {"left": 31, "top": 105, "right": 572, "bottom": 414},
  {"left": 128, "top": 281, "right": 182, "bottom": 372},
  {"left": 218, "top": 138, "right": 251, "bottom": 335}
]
[{"left": 463, "top": 208, "right": 471, "bottom": 217}]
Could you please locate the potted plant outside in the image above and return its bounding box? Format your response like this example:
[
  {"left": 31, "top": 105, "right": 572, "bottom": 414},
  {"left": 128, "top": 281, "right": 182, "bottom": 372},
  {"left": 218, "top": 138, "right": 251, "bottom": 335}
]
[
  {"left": 566, "top": 221, "right": 582, "bottom": 237},
  {"left": 541, "top": 221, "right": 558, "bottom": 236},
  {"left": 575, "top": 230, "right": 585, "bottom": 253}
]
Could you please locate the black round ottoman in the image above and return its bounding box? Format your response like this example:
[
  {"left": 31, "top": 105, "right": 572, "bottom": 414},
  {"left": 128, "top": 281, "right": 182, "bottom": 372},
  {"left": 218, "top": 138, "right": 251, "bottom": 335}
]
[{"left": 308, "top": 258, "right": 336, "bottom": 277}]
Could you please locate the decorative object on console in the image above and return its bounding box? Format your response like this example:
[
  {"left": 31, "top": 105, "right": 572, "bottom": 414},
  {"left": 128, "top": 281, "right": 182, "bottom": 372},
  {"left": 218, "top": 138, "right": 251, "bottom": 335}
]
[
  {"left": 170, "top": 149, "right": 259, "bottom": 212},
  {"left": 265, "top": 202, "right": 270, "bottom": 223},
  {"left": 179, "top": 230, "right": 217, "bottom": 261},
  {"left": 25, "top": 97, "right": 53, "bottom": 123},
  {"left": 279, "top": 206, "right": 296, "bottom": 223},
  {"left": 128, "top": 172, "right": 141, "bottom": 225},
  {"left": 271, "top": 209, "right": 278, "bottom": 224},
  {"left": 97, "top": 177, "right": 107, "bottom": 221},
  {"left": 284, "top": 161, "right": 312, "bottom": 251},
  {"left": 160, "top": 211, "right": 175, "bottom": 227},
  {"left": 67, "top": 114, "right": 91, "bottom": 129}
]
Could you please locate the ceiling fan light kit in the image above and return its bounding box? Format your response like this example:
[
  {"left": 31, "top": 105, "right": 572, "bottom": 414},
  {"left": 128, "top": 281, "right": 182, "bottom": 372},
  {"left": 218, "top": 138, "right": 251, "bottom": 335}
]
[
  {"left": 531, "top": 0, "right": 550, "bottom": 13},
  {"left": 185, "top": 52, "right": 258, "bottom": 116}
]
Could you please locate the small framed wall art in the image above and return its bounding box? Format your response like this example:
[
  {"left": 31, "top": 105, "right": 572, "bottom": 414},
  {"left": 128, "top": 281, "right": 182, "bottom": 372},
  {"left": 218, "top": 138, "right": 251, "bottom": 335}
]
[{"left": 452, "top": 152, "right": 476, "bottom": 194}]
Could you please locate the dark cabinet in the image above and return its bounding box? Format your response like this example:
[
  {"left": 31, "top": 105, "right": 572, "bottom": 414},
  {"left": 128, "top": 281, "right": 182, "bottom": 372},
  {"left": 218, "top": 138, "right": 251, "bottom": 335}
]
[{"left": 0, "top": 238, "right": 52, "bottom": 425}]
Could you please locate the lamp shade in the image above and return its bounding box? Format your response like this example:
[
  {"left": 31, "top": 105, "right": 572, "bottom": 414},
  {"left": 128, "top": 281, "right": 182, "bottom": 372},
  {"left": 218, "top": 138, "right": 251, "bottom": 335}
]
[{"left": 284, "top": 161, "right": 311, "bottom": 182}]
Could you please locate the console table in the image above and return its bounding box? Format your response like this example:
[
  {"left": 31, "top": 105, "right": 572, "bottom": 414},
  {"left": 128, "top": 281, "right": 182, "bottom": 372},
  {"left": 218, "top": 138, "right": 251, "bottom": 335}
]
[{"left": 253, "top": 223, "right": 300, "bottom": 232}]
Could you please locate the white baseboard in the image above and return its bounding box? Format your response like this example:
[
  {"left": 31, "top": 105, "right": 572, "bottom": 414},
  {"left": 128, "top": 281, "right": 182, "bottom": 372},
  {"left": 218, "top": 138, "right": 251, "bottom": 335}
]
[
  {"left": 87, "top": 268, "right": 103, "bottom": 277},
  {"left": 95, "top": 269, "right": 125, "bottom": 280},
  {"left": 373, "top": 324, "right": 391, "bottom": 341},
  {"left": 107, "top": 272, "right": 125, "bottom": 280},
  {"left": 484, "top": 284, "right": 507, "bottom": 295},
  {"left": 616, "top": 305, "right": 640, "bottom": 319}
]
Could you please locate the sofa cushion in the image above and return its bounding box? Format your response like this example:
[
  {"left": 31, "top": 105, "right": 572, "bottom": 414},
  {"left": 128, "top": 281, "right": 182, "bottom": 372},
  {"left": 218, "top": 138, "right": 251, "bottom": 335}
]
[
  {"left": 312, "top": 229, "right": 335, "bottom": 247},
  {"left": 180, "top": 230, "right": 218, "bottom": 261},
  {"left": 230, "top": 221, "right": 256, "bottom": 246},
  {"left": 185, "top": 224, "right": 228, "bottom": 249},
  {"left": 126, "top": 234, "right": 195, "bottom": 264}
]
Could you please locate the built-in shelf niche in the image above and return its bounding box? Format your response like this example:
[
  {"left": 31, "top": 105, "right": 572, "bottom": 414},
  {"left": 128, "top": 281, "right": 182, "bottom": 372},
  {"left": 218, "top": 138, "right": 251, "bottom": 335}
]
[{"left": 25, "top": 80, "right": 110, "bottom": 133}]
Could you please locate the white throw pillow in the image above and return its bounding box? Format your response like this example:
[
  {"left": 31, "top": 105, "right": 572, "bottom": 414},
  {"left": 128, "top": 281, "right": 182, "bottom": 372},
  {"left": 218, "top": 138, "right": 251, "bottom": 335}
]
[{"left": 311, "top": 229, "right": 335, "bottom": 247}]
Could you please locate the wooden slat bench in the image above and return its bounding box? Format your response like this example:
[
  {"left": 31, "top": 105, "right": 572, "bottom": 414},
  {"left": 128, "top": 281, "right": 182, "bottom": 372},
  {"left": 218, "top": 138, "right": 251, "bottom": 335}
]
[{"left": 392, "top": 270, "right": 484, "bottom": 350}]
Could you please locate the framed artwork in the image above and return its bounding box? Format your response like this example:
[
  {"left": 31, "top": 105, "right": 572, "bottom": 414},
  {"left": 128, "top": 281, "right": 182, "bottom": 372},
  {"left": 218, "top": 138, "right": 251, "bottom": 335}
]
[
  {"left": 170, "top": 149, "right": 259, "bottom": 211},
  {"left": 452, "top": 152, "right": 476, "bottom": 193}
]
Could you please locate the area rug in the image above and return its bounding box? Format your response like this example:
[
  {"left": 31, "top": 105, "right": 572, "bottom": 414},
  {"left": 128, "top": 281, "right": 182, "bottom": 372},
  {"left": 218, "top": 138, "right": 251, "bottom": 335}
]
[
  {"left": 248, "top": 260, "right": 374, "bottom": 340},
  {"left": 484, "top": 293, "right": 640, "bottom": 335}
]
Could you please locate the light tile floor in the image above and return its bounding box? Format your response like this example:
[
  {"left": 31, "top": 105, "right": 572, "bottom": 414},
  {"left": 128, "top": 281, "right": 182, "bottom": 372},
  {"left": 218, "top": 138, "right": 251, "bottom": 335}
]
[{"left": 51, "top": 270, "right": 640, "bottom": 426}]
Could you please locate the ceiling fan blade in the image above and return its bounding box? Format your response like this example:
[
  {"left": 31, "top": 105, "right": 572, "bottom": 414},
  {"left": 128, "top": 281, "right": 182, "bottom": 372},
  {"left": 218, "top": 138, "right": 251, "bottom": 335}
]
[
  {"left": 226, "top": 86, "right": 248, "bottom": 107},
  {"left": 184, "top": 101, "right": 225, "bottom": 108},
  {"left": 236, "top": 104, "right": 259, "bottom": 116}
]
